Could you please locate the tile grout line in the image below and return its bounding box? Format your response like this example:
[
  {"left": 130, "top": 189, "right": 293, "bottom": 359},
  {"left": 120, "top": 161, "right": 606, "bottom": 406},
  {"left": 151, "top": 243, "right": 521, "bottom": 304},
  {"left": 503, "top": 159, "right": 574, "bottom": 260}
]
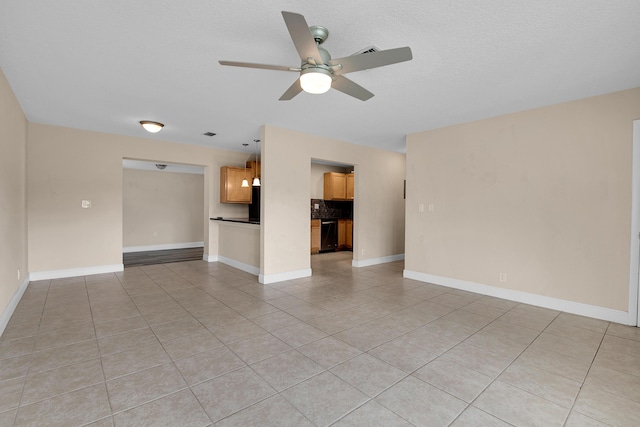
[
  {"left": 116, "top": 266, "right": 216, "bottom": 425},
  {"left": 561, "top": 321, "right": 615, "bottom": 427},
  {"left": 442, "top": 306, "right": 563, "bottom": 426},
  {"left": 82, "top": 275, "right": 116, "bottom": 425},
  {"left": 11, "top": 278, "right": 51, "bottom": 426}
]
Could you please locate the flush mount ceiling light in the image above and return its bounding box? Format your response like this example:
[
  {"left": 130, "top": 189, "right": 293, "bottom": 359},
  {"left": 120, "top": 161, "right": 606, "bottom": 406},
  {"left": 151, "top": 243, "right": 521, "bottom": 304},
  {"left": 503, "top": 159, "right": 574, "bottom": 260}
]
[
  {"left": 139, "top": 121, "right": 164, "bottom": 133},
  {"left": 155, "top": 164, "right": 167, "bottom": 170}
]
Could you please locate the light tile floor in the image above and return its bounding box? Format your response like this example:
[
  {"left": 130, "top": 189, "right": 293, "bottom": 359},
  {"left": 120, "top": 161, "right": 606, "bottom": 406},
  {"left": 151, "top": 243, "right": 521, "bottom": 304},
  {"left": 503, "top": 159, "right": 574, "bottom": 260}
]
[{"left": 1, "top": 252, "right": 640, "bottom": 426}]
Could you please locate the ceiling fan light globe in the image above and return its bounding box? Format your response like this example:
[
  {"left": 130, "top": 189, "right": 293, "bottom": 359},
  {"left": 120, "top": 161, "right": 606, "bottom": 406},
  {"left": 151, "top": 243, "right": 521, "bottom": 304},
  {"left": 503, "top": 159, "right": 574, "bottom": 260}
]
[{"left": 300, "top": 70, "right": 332, "bottom": 94}]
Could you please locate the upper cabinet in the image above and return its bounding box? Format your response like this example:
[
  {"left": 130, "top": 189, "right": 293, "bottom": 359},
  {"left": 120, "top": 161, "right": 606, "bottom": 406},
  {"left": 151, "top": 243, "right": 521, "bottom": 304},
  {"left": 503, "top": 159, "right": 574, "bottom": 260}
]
[
  {"left": 324, "top": 172, "right": 346, "bottom": 200},
  {"left": 346, "top": 173, "right": 354, "bottom": 200},
  {"left": 220, "top": 166, "right": 252, "bottom": 204},
  {"left": 324, "top": 172, "right": 354, "bottom": 200}
]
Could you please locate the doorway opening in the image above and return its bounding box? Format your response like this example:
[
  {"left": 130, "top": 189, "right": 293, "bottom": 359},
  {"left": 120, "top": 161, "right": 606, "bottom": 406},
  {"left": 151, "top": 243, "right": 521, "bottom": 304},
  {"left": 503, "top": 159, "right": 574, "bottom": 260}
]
[
  {"left": 122, "top": 159, "right": 205, "bottom": 267},
  {"left": 310, "top": 159, "right": 355, "bottom": 267}
]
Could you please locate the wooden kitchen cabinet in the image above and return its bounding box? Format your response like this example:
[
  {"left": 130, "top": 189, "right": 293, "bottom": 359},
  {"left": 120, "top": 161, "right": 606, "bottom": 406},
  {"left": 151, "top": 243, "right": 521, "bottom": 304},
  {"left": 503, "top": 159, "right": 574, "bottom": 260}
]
[
  {"left": 338, "top": 219, "right": 353, "bottom": 250},
  {"left": 346, "top": 173, "right": 354, "bottom": 200},
  {"left": 310, "top": 219, "right": 321, "bottom": 254},
  {"left": 220, "top": 166, "right": 252, "bottom": 204},
  {"left": 323, "top": 172, "right": 347, "bottom": 200},
  {"left": 338, "top": 219, "right": 347, "bottom": 248}
]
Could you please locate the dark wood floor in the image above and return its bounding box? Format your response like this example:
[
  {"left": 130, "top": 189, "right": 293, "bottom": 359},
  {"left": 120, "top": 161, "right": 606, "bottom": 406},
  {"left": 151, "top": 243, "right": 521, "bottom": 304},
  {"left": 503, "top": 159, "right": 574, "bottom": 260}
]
[{"left": 123, "top": 247, "right": 204, "bottom": 267}]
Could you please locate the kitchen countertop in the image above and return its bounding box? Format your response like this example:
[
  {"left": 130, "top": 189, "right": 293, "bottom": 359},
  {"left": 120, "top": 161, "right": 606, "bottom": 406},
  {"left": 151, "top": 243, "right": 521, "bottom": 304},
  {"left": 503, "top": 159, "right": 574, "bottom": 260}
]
[
  {"left": 211, "top": 217, "right": 260, "bottom": 225},
  {"left": 310, "top": 217, "right": 352, "bottom": 221}
]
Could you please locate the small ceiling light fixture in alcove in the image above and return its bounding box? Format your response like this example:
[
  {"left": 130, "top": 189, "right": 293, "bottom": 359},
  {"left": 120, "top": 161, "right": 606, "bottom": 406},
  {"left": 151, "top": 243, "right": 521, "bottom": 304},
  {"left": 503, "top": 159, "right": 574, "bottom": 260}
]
[
  {"left": 139, "top": 121, "right": 164, "bottom": 133},
  {"left": 155, "top": 164, "right": 167, "bottom": 170}
]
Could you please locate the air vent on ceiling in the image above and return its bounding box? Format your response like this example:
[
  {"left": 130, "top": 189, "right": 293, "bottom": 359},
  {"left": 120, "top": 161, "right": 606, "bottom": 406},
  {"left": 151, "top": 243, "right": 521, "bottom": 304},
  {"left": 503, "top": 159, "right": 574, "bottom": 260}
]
[
  {"left": 351, "top": 45, "right": 380, "bottom": 56},
  {"left": 203, "top": 132, "right": 216, "bottom": 137}
]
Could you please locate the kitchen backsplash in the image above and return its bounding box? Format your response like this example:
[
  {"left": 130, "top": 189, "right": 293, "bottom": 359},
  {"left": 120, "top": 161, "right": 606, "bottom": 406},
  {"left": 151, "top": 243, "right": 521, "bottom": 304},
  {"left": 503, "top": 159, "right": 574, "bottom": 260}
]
[{"left": 311, "top": 199, "right": 353, "bottom": 219}]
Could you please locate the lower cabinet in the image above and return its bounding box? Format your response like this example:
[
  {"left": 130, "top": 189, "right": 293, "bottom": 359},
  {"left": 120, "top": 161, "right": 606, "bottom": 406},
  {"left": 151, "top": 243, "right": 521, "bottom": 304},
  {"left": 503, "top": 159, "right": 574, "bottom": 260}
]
[
  {"left": 338, "top": 219, "right": 353, "bottom": 251},
  {"left": 310, "top": 219, "right": 320, "bottom": 254},
  {"left": 311, "top": 218, "right": 351, "bottom": 254}
]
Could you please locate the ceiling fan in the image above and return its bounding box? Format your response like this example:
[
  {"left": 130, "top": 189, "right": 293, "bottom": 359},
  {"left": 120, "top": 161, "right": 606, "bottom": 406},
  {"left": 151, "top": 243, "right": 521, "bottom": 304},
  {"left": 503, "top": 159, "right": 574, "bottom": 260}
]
[{"left": 219, "top": 11, "right": 413, "bottom": 101}]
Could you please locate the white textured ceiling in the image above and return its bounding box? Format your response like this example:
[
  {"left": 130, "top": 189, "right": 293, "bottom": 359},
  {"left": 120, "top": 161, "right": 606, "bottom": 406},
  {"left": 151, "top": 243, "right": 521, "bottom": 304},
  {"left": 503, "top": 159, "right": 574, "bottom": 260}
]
[{"left": 1, "top": 1, "right": 639, "bottom": 153}]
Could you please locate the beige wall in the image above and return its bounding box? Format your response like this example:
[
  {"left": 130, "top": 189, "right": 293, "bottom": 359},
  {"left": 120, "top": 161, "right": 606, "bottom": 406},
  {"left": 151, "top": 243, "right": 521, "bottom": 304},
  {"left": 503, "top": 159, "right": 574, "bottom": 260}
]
[
  {"left": 310, "top": 163, "right": 352, "bottom": 199},
  {"left": 406, "top": 88, "right": 640, "bottom": 315},
  {"left": 261, "top": 125, "right": 406, "bottom": 281},
  {"left": 23, "top": 121, "right": 405, "bottom": 282},
  {"left": 218, "top": 222, "right": 260, "bottom": 273},
  {"left": 27, "top": 123, "right": 248, "bottom": 273},
  {"left": 0, "top": 68, "right": 28, "bottom": 326},
  {"left": 123, "top": 168, "right": 204, "bottom": 248}
]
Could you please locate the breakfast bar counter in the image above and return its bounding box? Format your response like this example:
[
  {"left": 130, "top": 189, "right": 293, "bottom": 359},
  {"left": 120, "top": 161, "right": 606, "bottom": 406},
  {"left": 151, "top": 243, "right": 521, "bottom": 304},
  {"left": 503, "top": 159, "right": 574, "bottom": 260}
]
[{"left": 211, "top": 218, "right": 260, "bottom": 276}]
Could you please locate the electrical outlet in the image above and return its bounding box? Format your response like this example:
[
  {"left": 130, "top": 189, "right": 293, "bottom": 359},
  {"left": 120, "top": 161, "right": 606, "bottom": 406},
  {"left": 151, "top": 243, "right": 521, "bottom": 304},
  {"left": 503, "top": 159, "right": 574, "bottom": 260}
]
[
  {"left": 419, "top": 203, "right": 425, "bottom": 212},
  {"left": 428, "top": 203, "right": 434, "bottom": 212},
  {"left": 361, "top": 248, "right": 366, "bottom": 255},
  {"left": 314, "top": 203, "right": 319, "bottom": 210},
  {"left": 499, "top": 272, "right": 507, "bottom": 283}
]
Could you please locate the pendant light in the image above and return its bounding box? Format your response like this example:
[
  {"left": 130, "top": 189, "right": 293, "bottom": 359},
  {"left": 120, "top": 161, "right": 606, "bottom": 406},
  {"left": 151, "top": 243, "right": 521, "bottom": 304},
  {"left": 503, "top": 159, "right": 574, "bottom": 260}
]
[
  {"left": 241, "top": 143, "right": 249, "bottom": 187},
  {"left": 252, "top": 139, "right": 261, "bottom": 187}
]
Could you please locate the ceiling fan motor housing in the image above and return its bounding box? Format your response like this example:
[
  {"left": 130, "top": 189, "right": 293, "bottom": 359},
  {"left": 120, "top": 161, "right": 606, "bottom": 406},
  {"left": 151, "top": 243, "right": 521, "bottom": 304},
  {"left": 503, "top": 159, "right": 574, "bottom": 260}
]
[
  {"left": 303, "top": 45, "right": 332, "bottom": 72},
  {"left": 309, "top": 25, "right": 329, "bottom": 44}
]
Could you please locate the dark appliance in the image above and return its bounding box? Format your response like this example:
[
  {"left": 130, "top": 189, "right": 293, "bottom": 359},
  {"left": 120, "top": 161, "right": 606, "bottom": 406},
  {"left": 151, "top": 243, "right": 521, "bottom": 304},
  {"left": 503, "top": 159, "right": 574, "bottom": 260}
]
[
  {"left": 320, "top": 220, "right": 338, "bottom": 252},
  {"left": 248, "top": 186, "right": 260, "bottom": 221}
]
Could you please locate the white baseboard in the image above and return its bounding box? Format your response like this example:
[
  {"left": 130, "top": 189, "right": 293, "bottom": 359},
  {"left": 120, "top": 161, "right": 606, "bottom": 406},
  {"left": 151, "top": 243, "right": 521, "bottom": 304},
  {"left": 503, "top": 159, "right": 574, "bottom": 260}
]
[
  {"left": 30, "top": 264, "right": 124, "bottom": 281},
  {"left": 218, "top": 256, "right": 259, "bottom": 276},
  {"left": 353, "top": 254, "right": 405, "bottom": 268},
  {"left": 403, "top": 270, "right": 629, "bottom": 325},
  {"left": 260, "top": 268, "right": 312, "bottom": 285},
  {"left": 123, "top": 241, "right": 204, "bottom": 253},
  {"left": 0, "top": 274, "right": 31, "bottom": 337},
  {"left": 204, "top": 254, "right": 218, "bottom": 262}
]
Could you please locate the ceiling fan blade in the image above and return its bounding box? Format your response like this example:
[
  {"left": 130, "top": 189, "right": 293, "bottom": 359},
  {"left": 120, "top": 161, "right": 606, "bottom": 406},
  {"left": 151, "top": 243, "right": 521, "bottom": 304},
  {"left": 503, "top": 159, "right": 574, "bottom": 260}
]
[
  {"left": 219, "top": 60, "right": 300, "bottom": 72},
  {"left": 329, "top": 47, "right": 413, "bottom": 75},
  {"left": 279, "top": 79, "right": 303, "bottom": 101},
  {"left": 331, "top": 75, "right": 374, "bottom": 101},
  {"left": 281, "top": 11, "right": 323, "bottom": 64}
]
